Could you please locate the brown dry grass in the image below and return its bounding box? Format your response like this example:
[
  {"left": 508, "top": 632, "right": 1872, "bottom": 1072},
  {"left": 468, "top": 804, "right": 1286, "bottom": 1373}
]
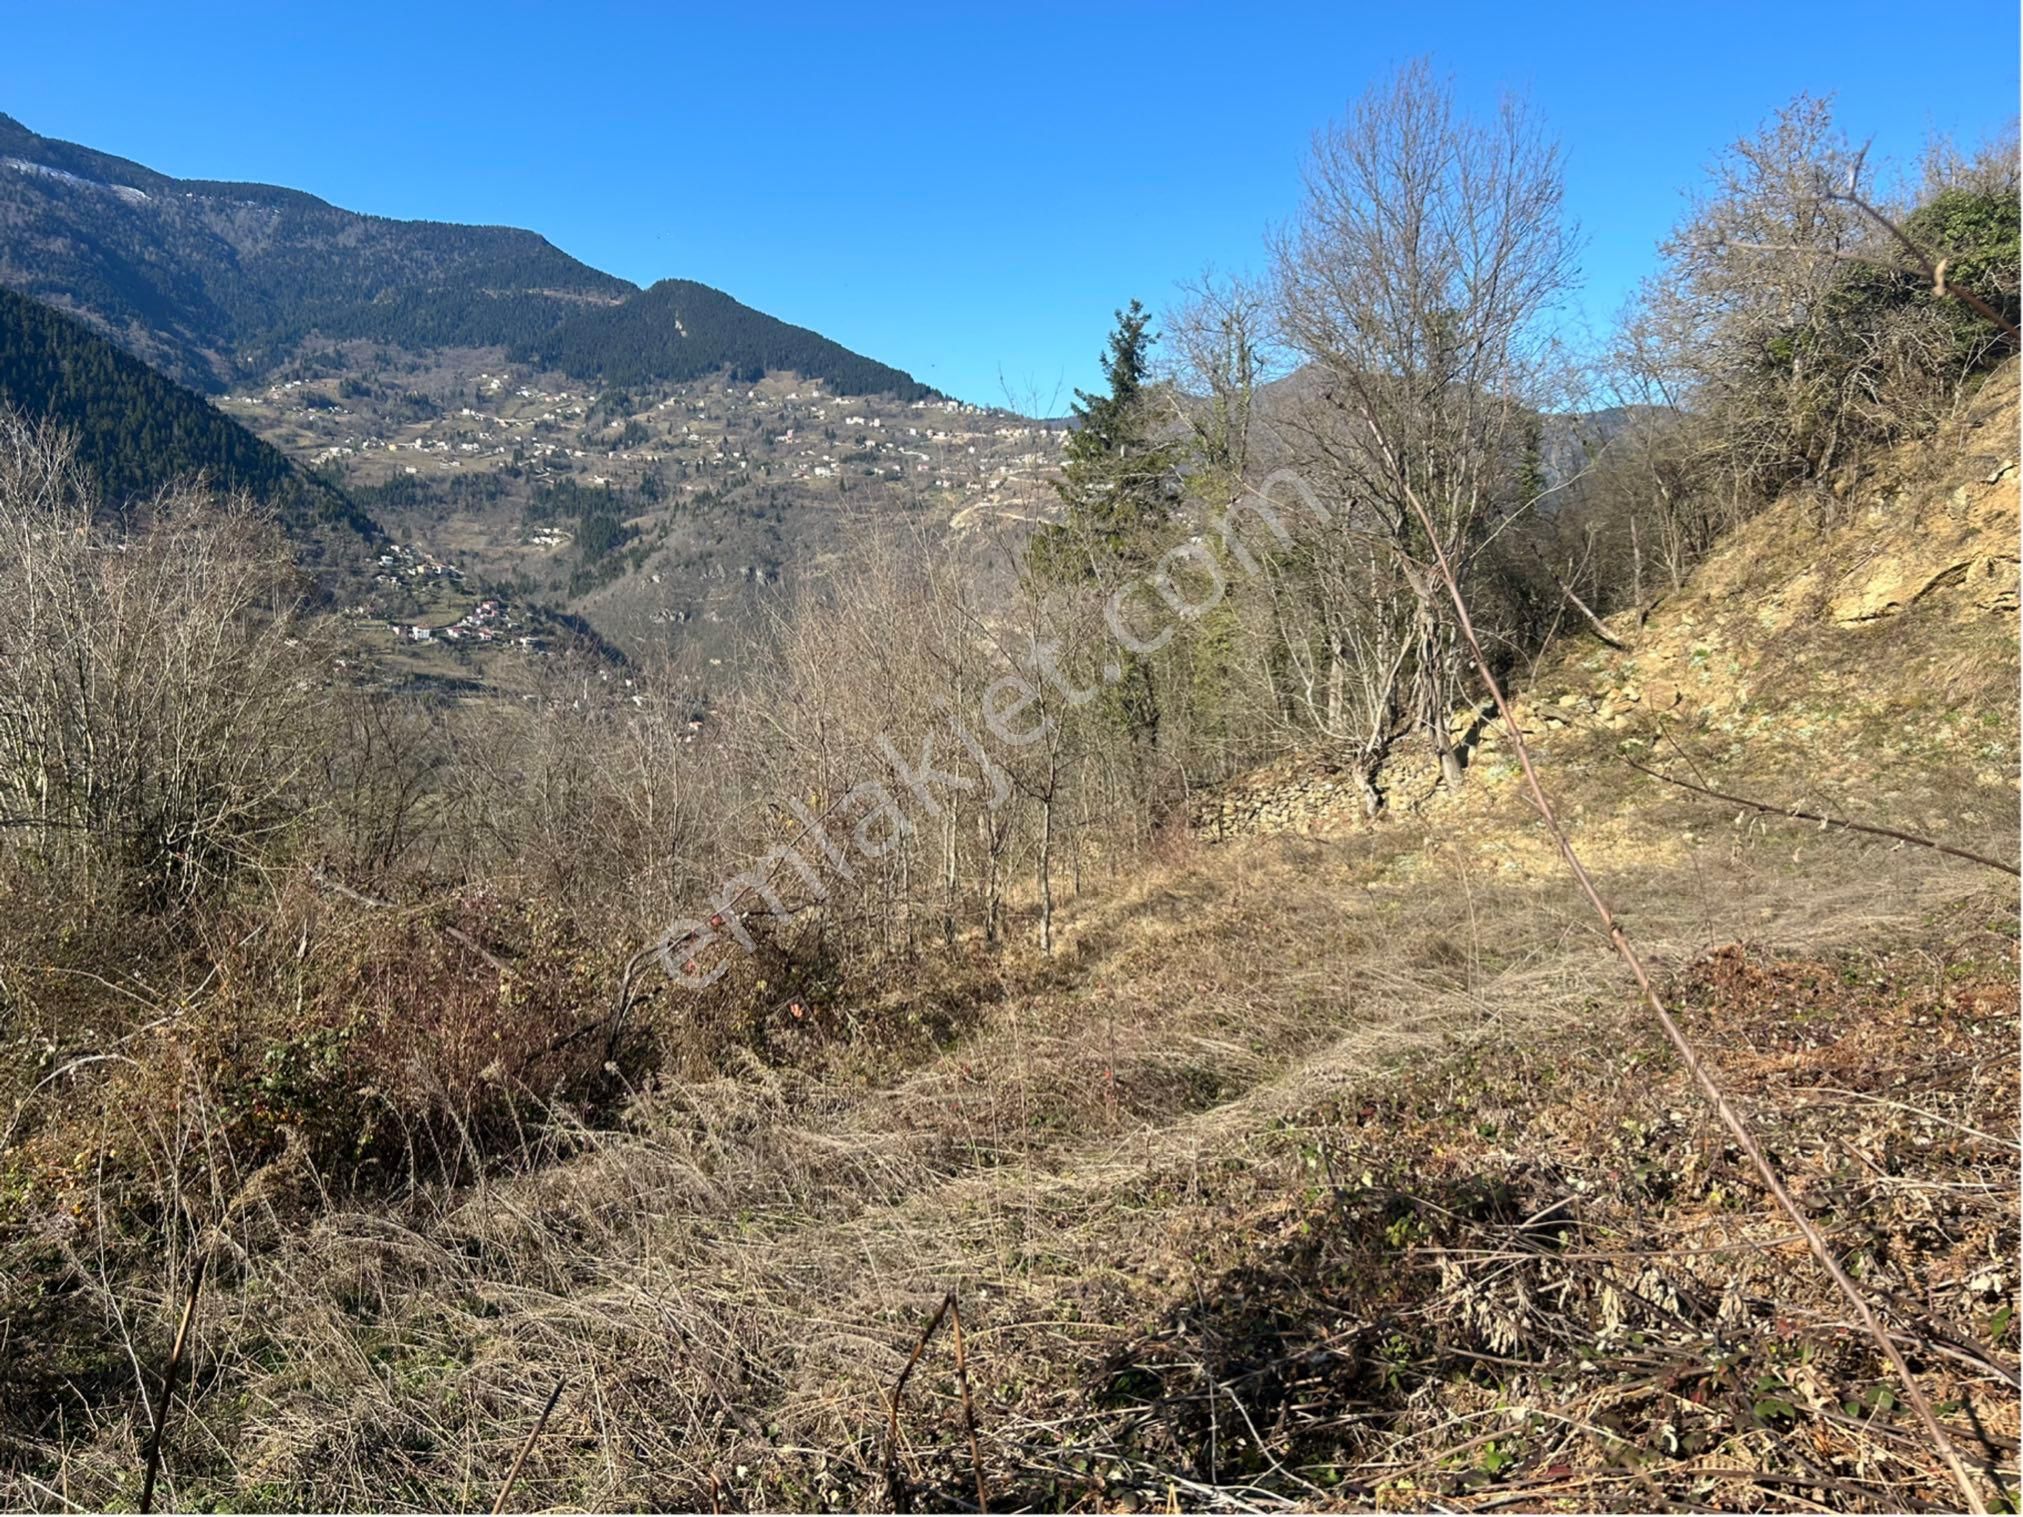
[
  {"left": 1, "top": 372, "right": 2017, "bottom": 1511},
  {"left": 4, "top": 795, "right": 2009, "bottom": 1511}
]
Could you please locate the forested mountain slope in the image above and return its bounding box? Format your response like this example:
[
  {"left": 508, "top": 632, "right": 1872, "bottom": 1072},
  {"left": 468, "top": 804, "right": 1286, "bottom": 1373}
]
[
  {"left": 0, "top": 113, "right": 935, "bottom": 401},
  {"left": 0, "top": 284, "right": 376, "bottom": 545},
  {"left": 513, "top": 277, "right": 938, "bottom": 399},
  {"left": 0, "top": 113, "right": 628, "bottom": 390}
]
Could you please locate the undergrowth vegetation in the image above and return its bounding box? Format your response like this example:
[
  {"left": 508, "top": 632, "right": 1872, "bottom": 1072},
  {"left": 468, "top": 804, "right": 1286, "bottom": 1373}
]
[{"left": 0, "top": 72, "right": 2016, "bottom": 1516}]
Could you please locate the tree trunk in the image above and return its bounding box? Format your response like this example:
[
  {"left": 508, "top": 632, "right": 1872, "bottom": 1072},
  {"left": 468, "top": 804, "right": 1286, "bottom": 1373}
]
[
  {"left": 1420, "top": 604, "right": 1466, "bottom": 790},
  {"left": 1431, "top": 703, "right": 1467, "bottom": 790},
  {"left": 1356, "top": 761, "right": 1385, "bottom": 819},
  {"left": 941, "top": 808, "right": 957, "bottom": 948},
  {"left": 978, "top": 809, "right": 1000, "bottom": 946},
  {"left": 1324, "top": 639, "right": 1346, "bottom": 739},
  {"left": 1038, "top": 795, "right": 1054, "bottom": 955}
]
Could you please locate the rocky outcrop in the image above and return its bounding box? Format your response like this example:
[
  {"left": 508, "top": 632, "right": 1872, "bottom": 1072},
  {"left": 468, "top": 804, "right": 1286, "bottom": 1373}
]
[
  {"left": 1828, "top": 459, "right": 2019, "bottom": 623},
  {"left": 1191, "top": 362, "right": 2020, "bottom": 845}
]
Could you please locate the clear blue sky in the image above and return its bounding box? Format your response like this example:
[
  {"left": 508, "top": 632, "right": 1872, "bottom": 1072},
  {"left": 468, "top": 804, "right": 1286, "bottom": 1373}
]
[{"left": 3, "top": 1, "right": 2015, "bottom": 404}]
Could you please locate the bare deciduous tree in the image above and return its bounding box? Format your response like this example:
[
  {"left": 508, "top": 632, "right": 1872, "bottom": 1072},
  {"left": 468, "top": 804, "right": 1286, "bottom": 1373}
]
[
  {"left": 0, "top": 408, "right": 321, "bottom": 908},
  {"left": 1270, "top": 61, "right": 1578, "bottom": 796}
]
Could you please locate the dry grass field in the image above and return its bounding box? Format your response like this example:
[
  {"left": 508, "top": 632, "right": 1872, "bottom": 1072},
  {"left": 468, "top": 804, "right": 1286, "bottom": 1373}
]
[{"left": 4, "top": 370, "right": 2014, "bottom": 1507}]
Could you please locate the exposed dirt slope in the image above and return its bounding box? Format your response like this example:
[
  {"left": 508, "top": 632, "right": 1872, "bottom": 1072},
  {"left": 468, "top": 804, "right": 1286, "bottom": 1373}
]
[{"left": 1201, "top": 362, "right": 2019, "bottom": 861}]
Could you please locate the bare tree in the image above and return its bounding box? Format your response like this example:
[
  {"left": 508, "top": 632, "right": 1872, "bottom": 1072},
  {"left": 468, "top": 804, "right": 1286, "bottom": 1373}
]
[
  {"left": 1161, "top": 271, "right": 1280, "bottom": 512},
  {"left": 1640, "top": 98, "right": 2016, "bottom": 511},
  {"left": 1270, "top": 61, "right": 1578, "bottom": 795},
  {"left": 0, "top": 409, "right": 322, "bottom": 908}
]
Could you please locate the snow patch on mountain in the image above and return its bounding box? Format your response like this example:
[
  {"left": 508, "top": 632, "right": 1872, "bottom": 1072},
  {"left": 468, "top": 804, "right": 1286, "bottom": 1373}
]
[{"left": 4, "top": 156, "right": 150, "bottom": 203}]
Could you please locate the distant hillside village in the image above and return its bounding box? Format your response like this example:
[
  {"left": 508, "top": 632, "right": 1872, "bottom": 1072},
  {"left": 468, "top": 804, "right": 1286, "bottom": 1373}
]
[
  {"left": 221, "top": 352, "right": 1070, "bottom": 672},
  {"left": 367, "top": 543, "right": 543, "bottom": 650},
  {"left": 228, "top": 368, "right": 1057, "bottom": 497}
]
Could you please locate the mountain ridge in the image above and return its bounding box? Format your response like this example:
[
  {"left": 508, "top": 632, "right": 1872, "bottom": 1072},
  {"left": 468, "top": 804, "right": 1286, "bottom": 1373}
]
[
  {"left": 512, "top": 277, "right": 938, "bottom": 400},
  {"left": 0, "top": 112, "right": 936, "bottom": 402}
]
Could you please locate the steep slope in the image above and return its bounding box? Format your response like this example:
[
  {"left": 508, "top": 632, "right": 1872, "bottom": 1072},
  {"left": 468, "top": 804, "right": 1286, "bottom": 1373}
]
[
  {"left": 0, "top": 114, "right": 629, "bottom": 391},
  {"left": 511, "top": 277, "right": 937, "bottom": 399},
  {"left": 6, "top": 376, "right": 2013, "bottom": 1510},
  {"left": 1472, "top": 358, "right": 2018, "bottom": 843},
  {"left": 1202, "top": 361, "right": 2020, "bottom": 844},
  {"left": 0, "top": 285, "right": 376, "bottom": 548},
  {"left": 0, "top": 114, "right": 937, "bottom": 403}
]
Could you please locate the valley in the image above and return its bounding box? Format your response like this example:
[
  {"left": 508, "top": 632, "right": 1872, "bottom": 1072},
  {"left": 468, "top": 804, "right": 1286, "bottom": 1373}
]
[
  {"left": 222, "top": 344, "right": 1066, "bottom": 676},
  {"left": 0, "top": 43, "right": 2015, "bottom": 1516},
  {"left": 0, "top": 107, "right": 1074, "bottom": 685}
]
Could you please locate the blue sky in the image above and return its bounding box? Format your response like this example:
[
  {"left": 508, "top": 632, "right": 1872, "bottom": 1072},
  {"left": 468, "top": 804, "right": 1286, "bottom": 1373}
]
[{"left": 3, "top": 1, "right": 2016, "bottom": 403}]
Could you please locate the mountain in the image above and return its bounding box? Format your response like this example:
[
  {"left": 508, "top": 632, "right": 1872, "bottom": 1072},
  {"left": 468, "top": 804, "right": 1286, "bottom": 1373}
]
[
  {"left": 513, "top": 278, "right": 938, "bottom": 401},
  {"left": 0, "top": 113, "right": 936, "bottom": 402},
  {"left": 0, "top": 284, "right": 376, "bottom": 548},
  {"left": 0, "top": 114, "right": 629, "bottom": 393}
]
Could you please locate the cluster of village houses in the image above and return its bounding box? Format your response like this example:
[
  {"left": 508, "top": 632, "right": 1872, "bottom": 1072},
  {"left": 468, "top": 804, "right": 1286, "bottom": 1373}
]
[
  {"left": 374, "top": 542, "right": 461, "bottom": 583},
  {"left": 244, "top": 365, "right": 1059, "bottom": 499},
  {"left": 242, "top": 366, "right": 1069, "bottom": 627},
  {"left": 235, "top": 372, "right": 596, "bottom": 474},
  {"left": 365, "top": 545, "right": 542, "bottom": 650},
  {"left": 394, "top": 595, "right": 541, "bottom": 649}
]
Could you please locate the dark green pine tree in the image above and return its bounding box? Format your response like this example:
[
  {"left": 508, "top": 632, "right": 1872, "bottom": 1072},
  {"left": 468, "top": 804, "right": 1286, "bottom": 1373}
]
[
  {"left": 1030, "top": 300, "right": 1177, "bottom": 780},
  {"left": 1034, "top": 299, "right": 1173, "bottom": 579}
]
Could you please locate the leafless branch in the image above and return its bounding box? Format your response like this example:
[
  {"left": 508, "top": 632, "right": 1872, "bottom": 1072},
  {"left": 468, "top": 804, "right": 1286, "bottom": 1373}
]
[
  {"left": 949, "top": 1293, "right": 987, "bottom": 1512},
  {"left": 1400, "top": 477, "right": 1993, "bottom": 1514},
  {"left": 137, "top": 1251, "right": 207, "bottom": 1515},
  {"left": 308, "top": 866, "right": 511, "bottom": 975},
  {"left": 491, "top": 1375, "right": 566, "bottom": 1516},
  {"left": 1826, "top": 155, "right": 2019, "bottom": 341},
  {"left": 884, "top": 1292, "right": 954, "bottom": 1513},
  {"left": 1627, "top": 755, "right": 2020, "bottom": 877},
  {"left": 1525, "top": 543, "right": 1627, "bottom": 649}
]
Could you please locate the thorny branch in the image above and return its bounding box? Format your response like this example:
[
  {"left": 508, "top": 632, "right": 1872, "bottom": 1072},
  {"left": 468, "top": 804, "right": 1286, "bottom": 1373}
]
[{"left": 885, "top": 1291, "right": 955, "bottom": 1513}]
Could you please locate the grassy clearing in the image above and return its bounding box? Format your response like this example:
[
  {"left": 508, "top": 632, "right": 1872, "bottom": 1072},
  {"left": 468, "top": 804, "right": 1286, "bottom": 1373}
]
[
  {"left": 2, "top": 371, "right": 2016, "bottom": 1510},
  {"left": 4, "top": 797, "right": 2011, "bottom": 1510}
]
